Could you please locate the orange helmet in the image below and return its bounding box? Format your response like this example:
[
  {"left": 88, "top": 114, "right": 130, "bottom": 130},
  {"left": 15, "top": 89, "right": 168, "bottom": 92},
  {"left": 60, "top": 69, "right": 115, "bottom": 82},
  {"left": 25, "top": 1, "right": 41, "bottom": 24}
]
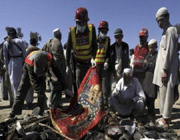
[
  {"left": 75, "top": 7, "right": 89, "bottom": 21},
  {"left": 98, "top": 21, "right": 109, "bottom": 31},
  {"left": 139, "top": 28, "right": 148, "bottom": 36}
]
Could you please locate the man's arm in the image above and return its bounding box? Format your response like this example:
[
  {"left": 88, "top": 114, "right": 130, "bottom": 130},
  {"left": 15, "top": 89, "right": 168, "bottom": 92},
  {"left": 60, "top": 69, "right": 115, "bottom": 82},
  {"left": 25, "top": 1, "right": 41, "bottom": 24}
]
[
  {"left": 133, "top": 78, "right": 146, "bottom": 103},
  {"left": 66, "top": 30, "right": 72, "bottom": 66},
  {"left": 163, "top": 27, "right": 178, "bottom": 71},
  {"left": 91, "top": 26, "right": 98, "bottom": 59}
]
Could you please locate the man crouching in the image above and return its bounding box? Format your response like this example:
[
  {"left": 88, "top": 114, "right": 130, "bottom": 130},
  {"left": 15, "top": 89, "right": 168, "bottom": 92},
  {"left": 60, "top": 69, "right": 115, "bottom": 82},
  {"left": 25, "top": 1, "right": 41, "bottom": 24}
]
[{"left": 110, "top": 68, "right": 146, "bottom": 118}]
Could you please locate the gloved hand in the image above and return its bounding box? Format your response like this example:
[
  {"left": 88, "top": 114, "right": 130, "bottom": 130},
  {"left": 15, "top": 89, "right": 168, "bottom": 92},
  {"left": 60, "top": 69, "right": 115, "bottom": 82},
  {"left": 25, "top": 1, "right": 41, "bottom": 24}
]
[
  {"left": 65, "top": 89, "right": 74, "bottom": 98},
  {"left": 91, "top": 59, "right": 96, "bottom": 68},
  {"left": 103, "top": 62, "right": 108, "bottom": 70}
]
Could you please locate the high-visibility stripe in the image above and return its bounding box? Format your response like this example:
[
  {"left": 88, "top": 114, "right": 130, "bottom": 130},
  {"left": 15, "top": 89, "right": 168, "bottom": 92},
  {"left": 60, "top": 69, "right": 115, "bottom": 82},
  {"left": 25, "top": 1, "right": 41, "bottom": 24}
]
[
  {"left": 95, "top": 37, "right": 108, "bottom": 64},
  {"left": 71, "top": 24, "right": 93, "bottom": 62}
]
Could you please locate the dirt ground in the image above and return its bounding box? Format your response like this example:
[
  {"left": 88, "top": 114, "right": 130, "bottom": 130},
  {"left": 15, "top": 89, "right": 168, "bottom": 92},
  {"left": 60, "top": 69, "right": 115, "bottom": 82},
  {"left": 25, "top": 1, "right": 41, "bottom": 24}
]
[{"left": 0, "top": 88, "right": 180, "bottom": 136}]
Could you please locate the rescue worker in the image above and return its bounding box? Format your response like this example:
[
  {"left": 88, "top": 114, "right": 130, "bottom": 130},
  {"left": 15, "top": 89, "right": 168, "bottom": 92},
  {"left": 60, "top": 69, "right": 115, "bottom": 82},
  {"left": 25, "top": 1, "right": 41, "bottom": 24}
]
[
  {"left": 42, "top": 28, "right": 67, "bottom": 108},
  {"left": 133, "top": 28, "right": 149, "bottom": 85},
  {"left": 9, "top": 50, "right": 70, "bottom": 118},
  {"left": 66, "top": 7, "right": 97, "bottom": 92},
  {"left": 25, "top": 37, "right": 39, "bottom": 109},
  {"left": 153, "top": 7, "right": 179, "bottom": 128},
  {"left": 95, "top": 21, "right": 111, "bottom": 107},
  {"left": 3, "top": 27, "right": 27, "bottom": 103}
]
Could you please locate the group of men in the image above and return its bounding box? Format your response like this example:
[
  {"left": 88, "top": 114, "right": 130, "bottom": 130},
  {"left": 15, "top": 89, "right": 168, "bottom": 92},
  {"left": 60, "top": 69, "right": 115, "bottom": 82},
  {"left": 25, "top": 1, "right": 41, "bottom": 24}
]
[{"left": 0, "top": 6, "right": 179, "bottom": 129}]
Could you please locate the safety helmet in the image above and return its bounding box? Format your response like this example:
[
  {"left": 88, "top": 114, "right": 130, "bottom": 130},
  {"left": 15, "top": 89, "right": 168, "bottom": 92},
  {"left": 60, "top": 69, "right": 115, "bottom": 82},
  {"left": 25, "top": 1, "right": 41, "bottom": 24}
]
[
  {"left": 75, "top": 7, "right": 89, "bottom": 21},
  {"left": 139, "top": 28, "right": 148, "bottom": 36},
  {"left": 98, "top": 21, "right": 109, "bottom": 31}
]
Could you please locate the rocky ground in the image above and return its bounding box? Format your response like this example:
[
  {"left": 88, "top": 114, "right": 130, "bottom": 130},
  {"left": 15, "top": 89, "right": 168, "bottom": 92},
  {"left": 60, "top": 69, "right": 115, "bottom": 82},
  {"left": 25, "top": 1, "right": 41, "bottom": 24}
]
[{"left": 0, "top": 89, "right": 180, "bottom": 137}]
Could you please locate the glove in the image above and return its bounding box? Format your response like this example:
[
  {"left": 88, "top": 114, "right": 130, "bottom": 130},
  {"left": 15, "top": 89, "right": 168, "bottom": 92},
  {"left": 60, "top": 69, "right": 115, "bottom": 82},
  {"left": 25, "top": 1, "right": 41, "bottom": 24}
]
[
  {"left": 103, "top": 62, "right": 108, "bottom": 70},
  {"left": 91, "top": 59, "right": 96, "bottom": 68},
  {"left": 65, "top": 89, "right": 74, "bottom": 97}
]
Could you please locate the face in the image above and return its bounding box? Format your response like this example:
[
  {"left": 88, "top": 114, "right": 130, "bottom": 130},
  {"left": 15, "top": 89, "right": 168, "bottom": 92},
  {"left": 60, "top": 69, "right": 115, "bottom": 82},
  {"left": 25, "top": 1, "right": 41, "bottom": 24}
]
[
  {"left": 139, "top": 36, "right": 148, "bottom": 45},
  {"left": 99, "top": 28, "right": 108, "bottom": 34},
  {"left": 76, "top": 21, "right": 87, "bottom": 26},
  {"left": 124, "top": 73, "right": 133, "bottom": 85},
  {"left": 115, "top": 35, "right": 123, "bottom": 44},
  {"left": 156, "top": 16, "right": 169, "bottom": 29},
  {"left": 148, "top": 44, "right": 156, "bottom": 54}
]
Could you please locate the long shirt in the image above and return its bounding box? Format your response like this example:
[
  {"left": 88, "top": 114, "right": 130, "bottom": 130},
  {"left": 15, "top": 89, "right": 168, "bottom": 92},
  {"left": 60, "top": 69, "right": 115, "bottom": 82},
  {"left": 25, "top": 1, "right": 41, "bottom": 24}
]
[
  {"left": 3, "top": 38, "right": 27, "bottom": 84},
  {"left": 153, "top": 23, "right": 179, "bottom": 87},
  {"left": 111, "top": 77, "right": 145, "bottom": 116}
]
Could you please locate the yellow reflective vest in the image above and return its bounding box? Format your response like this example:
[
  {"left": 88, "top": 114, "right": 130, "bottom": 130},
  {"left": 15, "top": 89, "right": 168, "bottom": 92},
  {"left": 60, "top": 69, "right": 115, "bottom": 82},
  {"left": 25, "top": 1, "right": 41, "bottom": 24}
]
[
  {"left": 95, "top": 37, "right": 109, "bottom": 65},
  {"left": 71, "top": 24, "right": 93, "bottom": 62}
]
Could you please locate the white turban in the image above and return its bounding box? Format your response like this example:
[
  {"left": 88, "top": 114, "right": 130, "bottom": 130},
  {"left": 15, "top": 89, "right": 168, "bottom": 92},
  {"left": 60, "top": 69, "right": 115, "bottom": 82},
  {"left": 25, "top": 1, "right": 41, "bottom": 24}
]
[
  {"left": 123, "top": 68, "right": 133, "bottom": 74},
  {"left": 53, "top": 28, "right": 61, "bottom": 35},
  {"left": 148, "top": 39, "right": 157, "bottom": 46},
  {"left": 156, "top": 7, "right": 169, "bottom": 20}
]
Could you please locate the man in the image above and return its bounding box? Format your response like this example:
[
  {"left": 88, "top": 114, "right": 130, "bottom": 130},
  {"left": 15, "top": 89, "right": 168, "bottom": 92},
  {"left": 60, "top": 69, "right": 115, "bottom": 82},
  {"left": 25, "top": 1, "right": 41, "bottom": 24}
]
[
  {"left": 110, "top": 68, "right": 145, "bottom": 118},
  {"left": 3, "top": 27, "right": 27, "bottom": 103},
  {"left": 153, "top": 7, "right": 179, "bottom": 128},
  {"left": 133, "top": 28, "right": 149, "bottom": 84},
  {"left": 95, "top": 21, "right": 111, "bottom": 107},
  {"left": 9, "top": 50, "right": 71, "bottom": 118},
  {"left": 110, "top": 28, "right": 129, "bottom": 91},
  {"left": 42, "top": 28, "right": 67, "bottom": 108},
  {"left": 0, "top": 38, "right": 12, "bottom": 105},
  {"left": 66, "top": 7, "right": 97, "bottom": 91}
]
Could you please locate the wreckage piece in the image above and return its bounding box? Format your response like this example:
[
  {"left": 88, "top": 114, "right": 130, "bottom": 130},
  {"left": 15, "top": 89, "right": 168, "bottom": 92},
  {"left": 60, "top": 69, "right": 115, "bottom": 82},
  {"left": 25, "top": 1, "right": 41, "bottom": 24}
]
[
  {"left": 38, "top": 123, "right": 64, "bottom": 139},
  {"left": 50, "top": 67, "right": 106, "bottom": 140}
]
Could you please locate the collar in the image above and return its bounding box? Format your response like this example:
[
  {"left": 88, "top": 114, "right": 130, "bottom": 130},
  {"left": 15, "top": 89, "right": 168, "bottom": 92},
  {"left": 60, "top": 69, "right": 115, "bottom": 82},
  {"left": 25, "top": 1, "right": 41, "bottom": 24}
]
[{"left": 75, "top": 25, "right": 89, "bottom": 35}]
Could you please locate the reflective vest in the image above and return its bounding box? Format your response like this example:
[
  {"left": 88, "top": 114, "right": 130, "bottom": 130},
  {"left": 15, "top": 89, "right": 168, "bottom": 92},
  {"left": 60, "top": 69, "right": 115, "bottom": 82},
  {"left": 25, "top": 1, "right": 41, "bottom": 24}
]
[
  {"left": 95, "top": 37, "right": 109, "bottom": 65},
  {"left": 25, "top": 51, "right": 52, "bottom": 66},
  {"left": 71, "top": 24, "right": 93, "bottom": 62}
]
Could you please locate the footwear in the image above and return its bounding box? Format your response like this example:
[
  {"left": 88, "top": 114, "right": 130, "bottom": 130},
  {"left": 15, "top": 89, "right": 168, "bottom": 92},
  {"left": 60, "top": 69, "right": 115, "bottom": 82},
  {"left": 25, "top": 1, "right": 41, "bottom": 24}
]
[
  {"left": 157, "top": 118, "right": 169, "bottom": 129},
  {"left": 10, "top": 101, "right": 13, "bottom": 107},
  {"left": 9, "top": 113, "right": 15, "bottom": 119}
]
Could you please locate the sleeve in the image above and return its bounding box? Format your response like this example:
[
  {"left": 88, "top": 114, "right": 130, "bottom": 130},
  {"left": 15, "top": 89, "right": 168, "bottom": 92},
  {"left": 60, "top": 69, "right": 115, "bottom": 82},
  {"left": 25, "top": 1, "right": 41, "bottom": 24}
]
[
  {"left": 105, "top": 37, "right": 111, "bottom": 63},
  {"left": 132, "top": 78, "right": 146, "bottom": 102},
  {"left": 142, "top": 55, "right": 149, "bottom": 71},
  {"left": 112, "top": 78, "right": 122, "bottom": 96},
  {"left": 3, "top": 42, "right": 9, "bottom": 71},
  {"left": 163, "top": 27, "right": 178, "bottom": 70},
  {"left": 91, "top": 25, "right": 98, "bottom": 59},
  {"left": 21, "top": 41, "right": 27, "bottom": 60},
  {"left": 66, "top": 29, "right": 72, "bottom": 66}
]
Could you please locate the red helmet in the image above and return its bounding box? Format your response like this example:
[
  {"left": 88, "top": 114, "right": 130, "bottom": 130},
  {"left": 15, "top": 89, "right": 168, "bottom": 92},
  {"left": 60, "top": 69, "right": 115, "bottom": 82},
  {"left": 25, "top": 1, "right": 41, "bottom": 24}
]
[
  {"left": 75, "top": 7, "right": 89, "bottom": 21},
  {"left": 139, "top": 28, "right": 148, "bottom": 36},
  {"left": 98, "top": 21, "right": 109, "bottom": 31}
]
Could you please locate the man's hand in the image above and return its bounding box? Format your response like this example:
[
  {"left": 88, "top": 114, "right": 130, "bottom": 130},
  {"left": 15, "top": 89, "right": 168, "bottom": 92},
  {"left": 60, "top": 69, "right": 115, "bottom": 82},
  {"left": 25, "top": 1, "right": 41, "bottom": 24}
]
[
  {"left": 144, "top": 59, "right": 148, "bottom": 63},
  {"left": 103, "top": 62, "right": 108, "bottom": 70},
  {"left": 161, "top": 70, "right": 168, "bottom": 85},
  {"left": 91, "top": 59, "right": 97, "bottom": 68}
]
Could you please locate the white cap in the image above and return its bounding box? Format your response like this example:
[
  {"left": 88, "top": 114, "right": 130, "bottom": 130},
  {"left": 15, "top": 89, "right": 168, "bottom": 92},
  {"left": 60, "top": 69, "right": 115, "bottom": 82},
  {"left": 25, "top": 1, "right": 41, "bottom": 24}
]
[
  {"left": 53, "top": 28, "right": 61, "bottom": 35},
  {"left": 148, "top": 39, "right": 157, "bottom": 46},
  {"left": 123, "top": 68, "right": 133, "bottom": 74},
  {"left": 156, "top": 7, "right": 169, "bottom": 20}
]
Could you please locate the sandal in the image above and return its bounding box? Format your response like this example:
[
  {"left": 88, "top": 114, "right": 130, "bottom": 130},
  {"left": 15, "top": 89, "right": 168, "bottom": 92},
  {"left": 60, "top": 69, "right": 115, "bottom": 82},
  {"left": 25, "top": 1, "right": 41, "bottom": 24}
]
[{"left": 157, "top": 118, "right": 169, "bottom": 129}]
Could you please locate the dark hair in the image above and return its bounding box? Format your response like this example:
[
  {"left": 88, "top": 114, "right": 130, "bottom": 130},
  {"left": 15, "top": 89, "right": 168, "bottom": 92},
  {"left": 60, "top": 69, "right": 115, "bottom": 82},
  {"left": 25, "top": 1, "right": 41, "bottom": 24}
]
[
  {"left": 30, "top": 38, "right": 38, "bottom": 46},
  {"left": 129, "top": 49, "right": 134, "bottom": 54}
]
